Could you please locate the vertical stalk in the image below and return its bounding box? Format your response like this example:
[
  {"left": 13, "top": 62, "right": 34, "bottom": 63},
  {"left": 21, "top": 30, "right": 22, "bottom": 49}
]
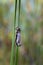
[
  {"left": 15, "top": 0, "right": 21, "bottom": 65},
  {"left": 18, "top": 0, "right": 21, "bottom": 27},
  {"left": 15, "top": 46, "right": 19, "bottom": 65},
  {"left": 10, "top": 0, "right": 17, "bottom": 65}
]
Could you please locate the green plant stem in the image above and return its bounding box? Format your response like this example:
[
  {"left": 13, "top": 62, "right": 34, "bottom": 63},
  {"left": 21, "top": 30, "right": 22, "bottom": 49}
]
[
  {"left": 10, "top": 0, "right": 17, "bottom": 65},
  {"left": 14, "top": 0, "right": 21, "bottom": 65},
  {"left": 15, "top": 46, "right": 19, "bottom": 65}
]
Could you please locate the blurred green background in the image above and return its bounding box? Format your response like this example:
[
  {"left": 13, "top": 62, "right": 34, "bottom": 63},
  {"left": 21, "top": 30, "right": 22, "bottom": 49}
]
[{"left": 0, "top": 0, "right": 43, "bottom": 65}]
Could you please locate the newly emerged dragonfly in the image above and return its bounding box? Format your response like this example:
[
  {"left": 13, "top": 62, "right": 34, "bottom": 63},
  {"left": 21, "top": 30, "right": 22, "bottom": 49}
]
[{"left": 15, "top": 27, "right": 21, "bottom": 46}]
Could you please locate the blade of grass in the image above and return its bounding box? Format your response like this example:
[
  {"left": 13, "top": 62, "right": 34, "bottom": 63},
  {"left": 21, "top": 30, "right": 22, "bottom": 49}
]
[
  {"left": 14, "top": 0, "right": 21, "bottom": 65},
  {"left": 15, "top": 46, "right": 19, "bottom": 65},
  {"left": 10, "top": 0, "right": 17, "bottom": 65},
  {"left": 18, "top": 0, "right": 21, "bottom": 27}
]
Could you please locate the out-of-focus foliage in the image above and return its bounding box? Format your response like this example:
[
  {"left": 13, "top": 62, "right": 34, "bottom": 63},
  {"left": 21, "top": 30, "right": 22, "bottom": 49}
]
[{"left": 0, "top": 0, "right": 43, "bottom": 65}]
